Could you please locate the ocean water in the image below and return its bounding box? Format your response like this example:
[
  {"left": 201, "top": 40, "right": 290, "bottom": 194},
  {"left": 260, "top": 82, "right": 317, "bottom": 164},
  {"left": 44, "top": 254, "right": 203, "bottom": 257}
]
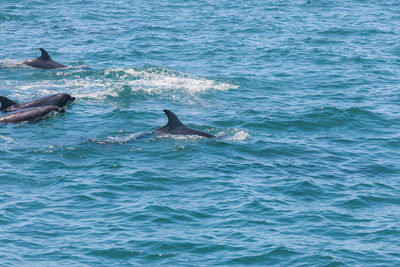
[{"left": 1, "top": 0, "right": 400, "bottom": 265}]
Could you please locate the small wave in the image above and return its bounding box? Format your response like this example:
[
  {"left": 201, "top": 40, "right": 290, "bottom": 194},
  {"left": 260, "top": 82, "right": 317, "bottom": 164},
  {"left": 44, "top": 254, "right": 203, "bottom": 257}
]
[
  {"left": 0, "top": 135, "right": 14, "bottom": 143},
  {"left": 262, "top": 106, "right": 392, "bottom": 132}
]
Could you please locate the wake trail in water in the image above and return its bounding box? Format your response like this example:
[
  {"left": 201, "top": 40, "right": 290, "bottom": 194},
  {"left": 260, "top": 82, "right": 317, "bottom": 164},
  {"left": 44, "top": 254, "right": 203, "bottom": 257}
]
[
  {"left": 90, "top": 128, "right": 250, "bottom": 145},
  {"left": 1, "top": 66, "right": 238, "bottom": 102}
]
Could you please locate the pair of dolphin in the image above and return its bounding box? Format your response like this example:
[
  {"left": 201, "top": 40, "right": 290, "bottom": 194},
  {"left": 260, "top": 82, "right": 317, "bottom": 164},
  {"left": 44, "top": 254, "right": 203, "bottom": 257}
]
[
  {"left": 13, "top": 49, "right": 216, "bottom": 137},
  {"left": 0, "top": 49, "right": 73, "bottom": 123},
  {"left": 0, "top": 106, "right": 66, "bottom": 124},
  {"left": 0, "top": 93, "right": 75, "bottom": 124}
]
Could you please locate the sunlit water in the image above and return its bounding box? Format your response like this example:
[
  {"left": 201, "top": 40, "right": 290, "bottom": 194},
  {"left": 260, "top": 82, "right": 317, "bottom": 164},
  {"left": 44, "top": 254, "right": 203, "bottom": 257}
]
[{"left": 1, "top": 0, "right": 399, "bottom": 265}]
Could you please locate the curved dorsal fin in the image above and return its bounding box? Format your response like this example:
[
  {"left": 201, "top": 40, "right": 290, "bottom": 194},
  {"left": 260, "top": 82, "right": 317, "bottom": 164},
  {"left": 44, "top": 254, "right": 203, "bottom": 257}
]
[
  {"left": 39, "top": 48, "right": 51, "bottom": 60},
  {"left": 0, "top": 95, "right": 18, "bottom": 110},
  {"left": 164, "top": 109, "right": 184, "bottom": 130}
]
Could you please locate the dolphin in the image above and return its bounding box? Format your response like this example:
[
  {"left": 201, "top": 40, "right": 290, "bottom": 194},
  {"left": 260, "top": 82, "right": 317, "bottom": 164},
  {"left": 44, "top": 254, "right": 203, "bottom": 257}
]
[
  {"left": 0, "top": 105, "right": 65, "bottom": 124},
  {"left": 156, "top": 109, "right": 215, "bottom": 138},
  {"left": 23, "top": 48, "right": 66, "bottom": 69},
  {"left": 0, "top": 93, "right": 75, "bottom": 112}
]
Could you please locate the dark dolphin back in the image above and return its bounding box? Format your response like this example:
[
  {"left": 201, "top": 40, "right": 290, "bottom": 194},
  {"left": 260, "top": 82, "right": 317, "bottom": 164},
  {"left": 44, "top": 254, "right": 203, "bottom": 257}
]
[
  {"left": 0, "top": 93, "right": 75, "bottom": 112},
  {"left": 0, "top": 105, "right": 65, "bottom": 124},
  {"left": 158, "top": 109, "right": 215, "bottom": 138},
  {"left": 182, "top": 126, "right": 215, "bottom": 138},
  {"left": 23, "top": 48, "right": 66, "bottom": 69},
  {"left": 19, "top": 93, "right": 73, "bottom": 109},
  {"left": 0, "top": 96, "right": 18, "bottom": 111}
]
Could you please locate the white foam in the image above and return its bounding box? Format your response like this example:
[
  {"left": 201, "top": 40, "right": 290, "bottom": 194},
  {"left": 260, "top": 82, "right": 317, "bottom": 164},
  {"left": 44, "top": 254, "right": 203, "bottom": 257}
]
[
  {"left": 90, "top": 134, "right": 134, "bottom": 144},
  {"left": 120, "top": 67, "right": 237, "bottom": 93},
  {"left": 156, "top": 133, "right": 205, "bottom": 141},
  {"left": 90, "top": 128, "right": 249, "bottom": 145},
  {"left": 224, "top": 129, "right": 250, "bottom": 142},
  {"left": 90, "top": 131, "right": 155, "bottom": 144},
  {"left": 0, "top": 59, "right": 25, "bottom": 68},
  {"left": 5, "top": 67, "right": 238, "bottom": 101}
]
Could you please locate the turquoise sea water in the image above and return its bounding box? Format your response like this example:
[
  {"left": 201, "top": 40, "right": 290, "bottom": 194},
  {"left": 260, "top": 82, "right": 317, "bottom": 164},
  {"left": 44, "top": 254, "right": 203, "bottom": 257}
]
[{"left": 1, "top": 0, "right": 400, "bottom": 265}]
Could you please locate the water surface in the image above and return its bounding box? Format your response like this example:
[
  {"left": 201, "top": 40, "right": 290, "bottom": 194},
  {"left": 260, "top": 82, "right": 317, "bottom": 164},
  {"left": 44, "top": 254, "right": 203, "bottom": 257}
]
[{"left": 1, "top": 0, "right": 399, "bottom": 265}]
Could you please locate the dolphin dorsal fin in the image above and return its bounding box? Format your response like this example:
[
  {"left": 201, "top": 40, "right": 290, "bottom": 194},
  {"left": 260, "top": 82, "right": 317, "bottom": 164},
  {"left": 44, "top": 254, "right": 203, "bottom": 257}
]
[
  {"left": 0, "top": 96, "right": 18, "bottom": 110},
  {"left": 164, "top": 109, "right": 184, "bottom": 130},
  {"left": 39, "top": 48, "right": 51, "bottom": 60}
]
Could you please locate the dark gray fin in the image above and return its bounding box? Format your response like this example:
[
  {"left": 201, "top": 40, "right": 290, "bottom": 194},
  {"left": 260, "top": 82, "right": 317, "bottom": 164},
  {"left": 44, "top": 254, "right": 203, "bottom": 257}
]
[
  {"left": 0, "top": 96, "right": 18, "bottom": 110},
  {"left": 163, "top": 109, "right": 184, "bottom": 130},
  {"left": 39, "top": 48, "right": 51, "bottom": 60}
]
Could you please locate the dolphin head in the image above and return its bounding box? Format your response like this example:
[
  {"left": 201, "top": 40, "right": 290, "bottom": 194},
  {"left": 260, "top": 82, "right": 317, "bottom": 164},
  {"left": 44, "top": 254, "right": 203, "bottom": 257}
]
[{"left": 55, "top": 93, "right": 75, "bottom": 106}]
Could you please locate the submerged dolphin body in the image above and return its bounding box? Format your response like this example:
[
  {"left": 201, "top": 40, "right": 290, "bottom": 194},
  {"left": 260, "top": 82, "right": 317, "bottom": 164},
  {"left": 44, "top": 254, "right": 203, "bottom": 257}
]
[
  {"left": 0, "top": 105, "right": 65, "bottom": 124},
  {"left": 156, "top": 109, "right": 215, "bottom": 138},
  {"left": 0, "top": 93, "right": 75, "bottom": 112},
  {"left": 23, "top": 48, "right": 66, "bottom": 69}
]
